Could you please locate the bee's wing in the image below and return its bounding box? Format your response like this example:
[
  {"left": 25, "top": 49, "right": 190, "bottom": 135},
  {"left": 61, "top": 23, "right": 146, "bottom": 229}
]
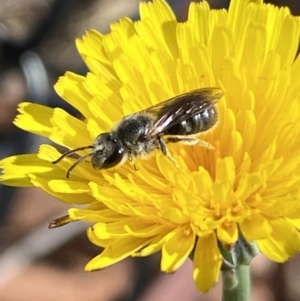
[{"left": 143, "top": 88, "right": 223, "bottom": 137}]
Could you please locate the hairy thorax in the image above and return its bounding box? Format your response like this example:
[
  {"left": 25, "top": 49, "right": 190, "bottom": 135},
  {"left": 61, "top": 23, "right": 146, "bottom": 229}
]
[{"left": 114, "top": 114, "right": 158, "bottom": 157}]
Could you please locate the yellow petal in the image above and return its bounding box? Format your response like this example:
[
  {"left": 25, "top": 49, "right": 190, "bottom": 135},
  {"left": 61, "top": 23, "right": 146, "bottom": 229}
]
[
  {"left": 29, "top": 174, "right": 94, "bottom": 204},
  {"left": 193, "top": 232, "right": 222, "bottom": 292},
  {"left": 69, "top": 207, "right": 125, "bottom": 223},
  {"left": 85, "top": 236, "right": 150, "bottom": 270},
  {"left": 161, "top": 226, "right": 195, "bottom": 272},
  {"left": 217, "top": 222, "right": 238, "bottom": 244},
  {"left": 14, "top": 103, "right": 52, "bottom": 137},
  {"left": 240, "top": 214, "right": 272, "bottom": 240},
  {"left": 257, "top": 218, "right": 300, "bottom": 262},
  {"left": 54, "top": 72, "right": 93, "bottom": 119},
  {"left": 0, "top": 154, "right": 56, "bottom": 186}
]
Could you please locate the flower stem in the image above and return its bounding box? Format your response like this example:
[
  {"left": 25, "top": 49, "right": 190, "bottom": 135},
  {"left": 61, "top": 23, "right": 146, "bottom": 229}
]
[{"left": 222, "top": 265, "right": 250, "bottom": 301}]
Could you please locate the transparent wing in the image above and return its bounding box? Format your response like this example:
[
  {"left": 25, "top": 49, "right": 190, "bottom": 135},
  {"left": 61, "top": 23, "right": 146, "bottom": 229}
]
[{"left": 142, "top": 87, "right": 223, "bottom": 137}]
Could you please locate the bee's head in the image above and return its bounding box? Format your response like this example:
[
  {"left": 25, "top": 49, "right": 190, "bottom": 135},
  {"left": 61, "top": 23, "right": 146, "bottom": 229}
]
[
  {"left": 92, "top": 132, "right": 126, "bottom": 169},
  {"left": 52, "top": 132, "right": 126, "bottom": 178}
]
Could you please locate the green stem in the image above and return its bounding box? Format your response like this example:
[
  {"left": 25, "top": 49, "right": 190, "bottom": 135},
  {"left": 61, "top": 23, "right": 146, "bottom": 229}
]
[{"left": 222, "top": 265, "right": 250, "bottom": 301}]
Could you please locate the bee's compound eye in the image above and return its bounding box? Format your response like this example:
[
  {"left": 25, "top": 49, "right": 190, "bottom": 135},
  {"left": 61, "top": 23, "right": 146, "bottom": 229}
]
[
  {"left": 101, "top": 144, "right": 125, "bottom": 168},
  {"left": 92, "top": 133, "right": 125, "bottom": 169}
]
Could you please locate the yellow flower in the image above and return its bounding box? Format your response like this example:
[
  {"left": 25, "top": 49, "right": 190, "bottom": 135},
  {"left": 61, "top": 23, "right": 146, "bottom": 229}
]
[{"left": 1, "top": 0, "right": 300, "bottom": 292}]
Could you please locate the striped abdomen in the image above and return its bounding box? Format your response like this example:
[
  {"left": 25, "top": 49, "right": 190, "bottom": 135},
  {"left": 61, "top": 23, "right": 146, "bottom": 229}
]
[{"left": 164, "top": 106, "right": 218, "bottom": 136}]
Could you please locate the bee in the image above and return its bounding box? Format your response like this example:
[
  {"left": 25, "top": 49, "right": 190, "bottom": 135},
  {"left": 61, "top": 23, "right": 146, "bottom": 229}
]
[{"left": 53, "top": 87, "right": 223, "bottom": 178}]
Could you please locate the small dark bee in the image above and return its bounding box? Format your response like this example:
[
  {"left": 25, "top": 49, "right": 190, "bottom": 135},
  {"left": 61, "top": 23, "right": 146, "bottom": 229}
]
[{"left": 53, "top": 87, "right": 223, "bottom": 177}]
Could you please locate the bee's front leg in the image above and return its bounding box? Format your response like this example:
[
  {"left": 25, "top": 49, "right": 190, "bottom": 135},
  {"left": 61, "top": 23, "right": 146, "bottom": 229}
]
[{"left": 128, "top": 149, "right": 138, "bottom": 170}]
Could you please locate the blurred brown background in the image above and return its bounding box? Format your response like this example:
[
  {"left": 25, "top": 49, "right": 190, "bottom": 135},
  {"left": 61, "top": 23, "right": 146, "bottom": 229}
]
[{"left": 0, "top": 1, "right": 300, "bottom": 300}]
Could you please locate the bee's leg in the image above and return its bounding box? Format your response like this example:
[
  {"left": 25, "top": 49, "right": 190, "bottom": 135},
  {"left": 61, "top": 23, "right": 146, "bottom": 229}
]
[
  {"left": 157, "top": 136, "right": 167, "bottom": 155},
  {"left": 166, "top": 135, "right": 214, "bottom": 149},
  {"left": 157, "top": 136, "right": 179, "bottom": 167},
  {"left": 128, "top": 149, "right": 138, "bottom": 170}
]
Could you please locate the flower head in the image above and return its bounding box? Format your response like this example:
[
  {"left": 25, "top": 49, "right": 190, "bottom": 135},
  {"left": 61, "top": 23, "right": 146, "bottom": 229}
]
[{"left": 1, "top": 0, "right": 300, "bottom": 292}]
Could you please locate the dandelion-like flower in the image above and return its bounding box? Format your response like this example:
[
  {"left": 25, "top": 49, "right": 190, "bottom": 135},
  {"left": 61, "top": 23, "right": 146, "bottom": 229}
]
[{"left": 1, "top": 0, "right": 300, "bottom": 293}]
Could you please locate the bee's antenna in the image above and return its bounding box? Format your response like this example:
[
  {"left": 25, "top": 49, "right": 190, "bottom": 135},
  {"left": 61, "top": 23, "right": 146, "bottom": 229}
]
[
  {"left": 52, "top": 145, "right": 94, "bottom": 164},
  {"left": 66, "top": 152, "right": 94, "bottom": 178}
]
